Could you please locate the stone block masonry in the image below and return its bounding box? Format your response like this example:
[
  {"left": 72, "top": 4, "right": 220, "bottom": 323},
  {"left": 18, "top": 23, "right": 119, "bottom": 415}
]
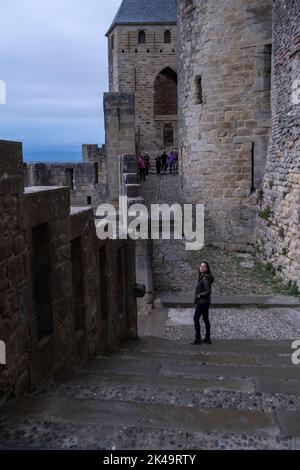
[
  {"left": 178, "top": 0, "right": 272, "bottom": 248},
  {"left": 256, "top": 0, "right": 300, "bottom": 289},
  {"left": 0, "top": 140, "right": 138, "bottom": 402},
  {"left": 107, "top": 24, "right": 178, "bottom": 155}
]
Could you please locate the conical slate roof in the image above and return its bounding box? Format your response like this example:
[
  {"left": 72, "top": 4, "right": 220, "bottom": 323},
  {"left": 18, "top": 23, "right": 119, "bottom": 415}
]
[{"left": 106, "top": 0, "right": 177, "bottom": 36}]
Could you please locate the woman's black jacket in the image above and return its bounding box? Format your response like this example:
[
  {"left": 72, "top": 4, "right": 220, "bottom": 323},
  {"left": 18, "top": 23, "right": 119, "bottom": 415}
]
[{"left": 194, "top": 273, "right": 214, "bottom": 305}]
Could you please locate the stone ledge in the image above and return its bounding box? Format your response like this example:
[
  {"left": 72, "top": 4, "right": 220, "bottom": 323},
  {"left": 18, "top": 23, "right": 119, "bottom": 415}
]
[{"left": 159, "top": 294, "right": 300, "bottom": 309}]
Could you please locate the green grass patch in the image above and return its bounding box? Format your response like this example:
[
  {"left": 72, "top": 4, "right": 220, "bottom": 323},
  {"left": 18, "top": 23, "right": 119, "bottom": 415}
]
[
  {"left": 259, "top": 207, "right": 271, "bottom": 221},
  {"left": 251, "top": 261, "right": 299, "bottom": 297}
]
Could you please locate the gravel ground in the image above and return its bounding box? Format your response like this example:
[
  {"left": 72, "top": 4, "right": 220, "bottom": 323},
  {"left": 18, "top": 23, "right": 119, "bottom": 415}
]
[
  {"left": 0, "top": 418, "right": 299, "bottom": 450},
  {"left": 164, "top": 307, "right": 300, "bottom": 340},
  {"left": 44, "top": 383, "right": 300, "bottom": 413}
]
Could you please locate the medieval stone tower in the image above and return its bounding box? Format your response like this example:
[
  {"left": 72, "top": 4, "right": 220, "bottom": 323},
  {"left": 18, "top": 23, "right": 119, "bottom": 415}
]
[
  {"left": 106, "top": 0, "right": 178, "bottom": 155},
  {"left": 178, "top": 0, "right": 273, "bottom": 248}
]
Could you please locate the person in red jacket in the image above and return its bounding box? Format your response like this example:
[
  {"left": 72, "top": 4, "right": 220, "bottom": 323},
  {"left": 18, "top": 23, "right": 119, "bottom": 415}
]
[{"left": 138, "top": 156, "right": 146, "bottom": 182}]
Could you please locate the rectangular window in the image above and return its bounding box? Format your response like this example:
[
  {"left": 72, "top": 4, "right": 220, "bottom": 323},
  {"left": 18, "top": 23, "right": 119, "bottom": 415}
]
[
  {"left": 99, "top": 247, "right": 108, "bottom": 321},
  {"left": 71, "top": 238, "right": 85, "bottom": 331},
  {"left": 251, "top": 142, "right": 255, "bottom": 193},
  {"left": 195, "top": 75, "right": 203, "bottom": 104},
  {"left": 117, "top": 248, "right": 126, "bottom": 318},
  {"left": 94, "top": 163, "right": 99, "bottom": 184},
  {"left": 263, "top": 45, "right": 272, "bottom": 91},
  {"left": 32, "top": 224, "right": 53, "bottom": 340},
  {"left": 138, "top": 31, "right": 146, "bottom": 44},
  {"left": 99, "top": 247, "right": 109, "bottom": 351}
]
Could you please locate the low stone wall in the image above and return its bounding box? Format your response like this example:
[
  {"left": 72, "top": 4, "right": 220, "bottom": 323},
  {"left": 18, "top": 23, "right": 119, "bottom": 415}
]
[
  {"left": 24, "top": 158, "right": 108, "bottom": 212},
  {"left": 119, "top": 154, "right": 154, "bottom": 318},
  {"left": 0, "top": 140, "right": 138, "bottom": 403}
]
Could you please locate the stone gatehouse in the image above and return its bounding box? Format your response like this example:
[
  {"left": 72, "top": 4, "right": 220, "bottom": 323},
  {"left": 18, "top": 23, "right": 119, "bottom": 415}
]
[{"left": 106, "top": 0, "right": 178, "bottom": 156}]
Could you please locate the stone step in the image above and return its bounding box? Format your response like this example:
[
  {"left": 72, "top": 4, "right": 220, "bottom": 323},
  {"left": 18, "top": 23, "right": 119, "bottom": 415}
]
[
  {"left": 113, "top": 349, "right": 295, "bottom": 368},
  {"left": 44, "top": 375, "right": 300, "bottom": 412},
  {"left": 125, "top": 184, "right": 140, "bottom": 198},
  {"left": 52, "top": 370, "right": 255, "bottom": 394},
  {"left": 160, "top": 361, "right": 300, "bottom": 381},
  {"left": 276, "top": 410, "right": 300, "bottom": 438},
  {"left": 124, "top": 173, "right": 138, "bottom": 184},
  {"left": 77, "top": 355, "right": 299, "bottom": 382},
  {"left": 127, "top": 197, "right": 144, "bottom": 207},
  {"left": 119, "top": 336, "right": 294, "bottom": 356},
  {"left": 0, "top": 416, "right": 295, "bottom": 450},
  {"left": 0, "top": 395, "right": 278, "bottom": 436}
]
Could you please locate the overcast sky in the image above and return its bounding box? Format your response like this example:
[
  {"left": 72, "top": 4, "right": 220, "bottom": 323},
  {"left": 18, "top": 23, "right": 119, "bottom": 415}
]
[{"left": 0, "top": 0, "right": 122, "bottom": 154}]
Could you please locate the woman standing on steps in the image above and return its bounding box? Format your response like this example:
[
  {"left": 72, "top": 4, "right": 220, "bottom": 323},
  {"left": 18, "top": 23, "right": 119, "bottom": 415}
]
[{"left": 192, "top": 262, "right": 214, "bottom": 345}]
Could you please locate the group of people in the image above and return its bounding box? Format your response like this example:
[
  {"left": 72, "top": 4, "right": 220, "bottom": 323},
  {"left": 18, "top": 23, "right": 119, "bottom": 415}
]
[
  {"left": 155, "top": 150, "right": 178, "bottom": 176},
  {"left": 138, "top": 150, "right": 179, "bottom": 182}
]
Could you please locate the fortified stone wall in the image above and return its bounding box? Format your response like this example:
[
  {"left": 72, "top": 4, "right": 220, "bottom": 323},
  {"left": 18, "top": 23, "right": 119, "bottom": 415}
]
[
  {"left": 107, "top": 25, "right": 178, "bottom": 155},
  {"left": 82, "top": 144, "right": 106, "bottom": 163},
  {"left": 178, "top": 0, "right": 272, "bottom": 248},
  {"left": 256, "top": 0, "right": 300, "bottom": 289},
  {"left": 0, "top": 140, "right": 138, "bottom": 402},
  {"left": 24, "top": 159, "right": 108, "bottom": 211}
]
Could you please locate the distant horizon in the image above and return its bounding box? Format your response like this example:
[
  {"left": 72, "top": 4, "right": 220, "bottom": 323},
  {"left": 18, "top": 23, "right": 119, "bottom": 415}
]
[
  {"left": 0, "top": 0, "right": 122, "bottom": 150},
  {"left": 23, "top": 145, "right": 87, "bottom": 163}
]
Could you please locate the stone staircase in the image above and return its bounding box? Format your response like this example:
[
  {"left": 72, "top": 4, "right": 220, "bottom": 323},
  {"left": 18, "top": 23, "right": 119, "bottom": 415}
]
[{"left": 0, "top": 336, "right": 299, "bottom": 450}]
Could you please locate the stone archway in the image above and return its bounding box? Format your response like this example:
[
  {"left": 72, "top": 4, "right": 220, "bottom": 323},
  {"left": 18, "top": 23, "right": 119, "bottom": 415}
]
[{"left": 153, "top": 67, "right": 178, "bottom": 117}]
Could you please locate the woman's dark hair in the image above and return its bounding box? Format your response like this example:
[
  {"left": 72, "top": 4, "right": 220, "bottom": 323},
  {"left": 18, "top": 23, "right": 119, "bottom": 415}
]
[
  {"left": 199, "top": 261, "right": 213, "bottom": 277},
  {"left": 198, "top": 262, "right": 215, "bottom": 284},
  {"left": 200, "top": 261, "right": 211, "bottom": 273}
]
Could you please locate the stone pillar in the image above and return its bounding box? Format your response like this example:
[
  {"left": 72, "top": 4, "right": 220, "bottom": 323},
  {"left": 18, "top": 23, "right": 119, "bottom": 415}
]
[{"left": 104, "top": 92, "right": 136, "bottom": 205}]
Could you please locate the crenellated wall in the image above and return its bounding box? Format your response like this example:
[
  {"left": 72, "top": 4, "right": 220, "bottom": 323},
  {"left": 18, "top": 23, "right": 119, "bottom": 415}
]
[{"left": 24, "top": 159, "right": 108, "bottom": 211}]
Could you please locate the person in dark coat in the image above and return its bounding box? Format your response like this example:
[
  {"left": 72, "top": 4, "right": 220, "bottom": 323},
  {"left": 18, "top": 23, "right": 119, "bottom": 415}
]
[
  {"left": 192, "top": 261, "right": 214, "bottom": 345},
  {"left": 161, "top": 151, "right": 168, "bottom": 173},
  {"left": 144, "top": 153, "right": 150, "bottom": 175},
  {"left": 155, "top": 154, "right": 162, "bottom": 175}
]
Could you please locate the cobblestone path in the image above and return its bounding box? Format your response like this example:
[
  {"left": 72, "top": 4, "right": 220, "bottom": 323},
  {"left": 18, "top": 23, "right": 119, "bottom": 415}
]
[{"left": 139, "top": 173, "right": 297, "bottom": 297}]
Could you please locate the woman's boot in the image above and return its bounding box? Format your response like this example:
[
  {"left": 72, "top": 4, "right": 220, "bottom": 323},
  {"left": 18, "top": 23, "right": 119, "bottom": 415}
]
[
  {"left": 191, "top": 336, "right": 202, "bottom": 345},
  {"left": 203, "top": 336, "right": 212, "bottom": 345}
]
